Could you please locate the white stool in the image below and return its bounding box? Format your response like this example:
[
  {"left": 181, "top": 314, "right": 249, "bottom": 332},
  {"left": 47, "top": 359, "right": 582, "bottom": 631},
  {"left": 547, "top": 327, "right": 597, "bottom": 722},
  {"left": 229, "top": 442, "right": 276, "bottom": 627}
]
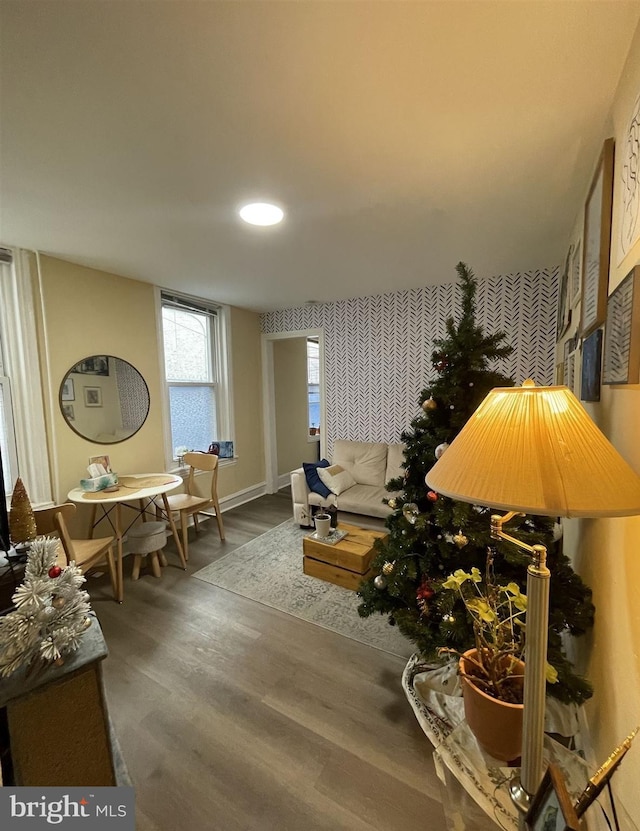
[{"left": 127, "top": 521, "right": 168, "bottom": 580}]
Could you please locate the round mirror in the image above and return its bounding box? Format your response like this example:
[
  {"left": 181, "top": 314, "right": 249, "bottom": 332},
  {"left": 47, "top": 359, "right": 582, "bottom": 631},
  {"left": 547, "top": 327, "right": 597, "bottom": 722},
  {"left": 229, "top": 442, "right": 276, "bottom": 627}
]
[{"left": 59, "top": 356, "right": 150, "bottom": 444}]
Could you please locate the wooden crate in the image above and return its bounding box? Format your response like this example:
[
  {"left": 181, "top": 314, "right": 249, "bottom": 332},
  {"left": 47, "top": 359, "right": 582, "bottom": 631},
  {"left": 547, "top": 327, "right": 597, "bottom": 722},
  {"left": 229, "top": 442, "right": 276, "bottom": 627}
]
[{"left": 302, "top": 523, "right": 387, "bottom": 591}]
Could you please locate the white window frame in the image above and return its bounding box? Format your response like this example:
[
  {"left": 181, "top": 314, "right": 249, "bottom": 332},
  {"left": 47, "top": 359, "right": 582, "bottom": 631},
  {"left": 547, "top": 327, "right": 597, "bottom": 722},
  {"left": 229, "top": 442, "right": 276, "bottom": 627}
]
[{"left": 157, "top": 289, "right": 233, "bottom": 469}]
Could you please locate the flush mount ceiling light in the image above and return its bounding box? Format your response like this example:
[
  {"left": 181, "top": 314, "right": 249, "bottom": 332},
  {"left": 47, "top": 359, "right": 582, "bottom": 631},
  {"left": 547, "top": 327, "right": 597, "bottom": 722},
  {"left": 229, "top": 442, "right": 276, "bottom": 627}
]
[{"left": 238, "top": 202, "right": 284, "bottom": 226}]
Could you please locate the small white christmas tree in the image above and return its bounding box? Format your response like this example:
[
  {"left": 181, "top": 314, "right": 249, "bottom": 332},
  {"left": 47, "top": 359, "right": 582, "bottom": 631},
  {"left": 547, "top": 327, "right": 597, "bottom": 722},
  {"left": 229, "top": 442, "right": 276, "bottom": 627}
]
[{"left": 0, "top": 536, "right": 92, "bottom": 677}]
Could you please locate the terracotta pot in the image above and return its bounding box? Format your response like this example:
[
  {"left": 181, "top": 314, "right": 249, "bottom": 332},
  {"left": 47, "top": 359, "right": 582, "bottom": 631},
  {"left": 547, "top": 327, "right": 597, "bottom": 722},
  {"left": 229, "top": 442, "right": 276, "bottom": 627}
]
[{"left": 459, "top": 648, "right": 524, "bottom": 763}]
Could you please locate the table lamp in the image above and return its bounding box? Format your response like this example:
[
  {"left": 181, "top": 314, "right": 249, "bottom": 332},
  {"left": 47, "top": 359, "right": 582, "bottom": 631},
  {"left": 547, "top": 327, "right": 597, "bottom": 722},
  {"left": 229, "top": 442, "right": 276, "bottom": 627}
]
[{"left": 425, "top": 380, "right": 640, "bottom": 810}]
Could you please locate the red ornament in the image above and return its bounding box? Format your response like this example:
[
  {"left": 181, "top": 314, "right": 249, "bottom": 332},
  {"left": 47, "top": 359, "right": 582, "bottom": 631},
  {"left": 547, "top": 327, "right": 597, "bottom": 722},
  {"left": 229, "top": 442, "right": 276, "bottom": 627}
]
[
  {"left": 427, "top": 490, "right": 439, "bottom": 502},
  {"left": 48, "top": 565, "right": 62, "bottom": 579},
  {"left": 417, "top": 580, "right": 435, "bottom": 600}
]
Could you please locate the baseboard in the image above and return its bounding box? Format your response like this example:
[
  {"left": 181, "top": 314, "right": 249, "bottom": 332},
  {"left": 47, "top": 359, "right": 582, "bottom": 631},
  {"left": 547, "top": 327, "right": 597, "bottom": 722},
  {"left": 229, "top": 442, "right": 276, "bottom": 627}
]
[
  {"left": 219, "top": 481, "right": 268, "bottom": 512},
  {"left": 277, "top": 473, "right": 290, "bottom": 490}
]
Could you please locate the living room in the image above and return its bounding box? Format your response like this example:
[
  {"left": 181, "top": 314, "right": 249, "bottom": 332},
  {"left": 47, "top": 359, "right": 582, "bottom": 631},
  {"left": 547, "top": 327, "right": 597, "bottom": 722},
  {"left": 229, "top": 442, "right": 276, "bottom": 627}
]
[{"left": 2, "top": 2, "right": 640, "bottom": 829}]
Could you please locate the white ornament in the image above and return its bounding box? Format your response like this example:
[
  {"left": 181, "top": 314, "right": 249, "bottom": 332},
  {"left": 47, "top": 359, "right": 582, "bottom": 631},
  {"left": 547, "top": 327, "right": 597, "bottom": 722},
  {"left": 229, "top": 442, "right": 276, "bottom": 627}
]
[{"left": 435, "top": 442, "right": 449, "bottom": 460}]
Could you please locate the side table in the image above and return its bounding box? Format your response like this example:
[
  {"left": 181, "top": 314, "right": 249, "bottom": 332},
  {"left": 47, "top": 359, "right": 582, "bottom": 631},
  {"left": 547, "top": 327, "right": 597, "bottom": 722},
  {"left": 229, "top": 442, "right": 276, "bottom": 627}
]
[
  {"left": 0, "top": 616, "right": 127, "bottom": 786},
  {"left": 402, "top": 654, "right": 589, "bottom": 830}
]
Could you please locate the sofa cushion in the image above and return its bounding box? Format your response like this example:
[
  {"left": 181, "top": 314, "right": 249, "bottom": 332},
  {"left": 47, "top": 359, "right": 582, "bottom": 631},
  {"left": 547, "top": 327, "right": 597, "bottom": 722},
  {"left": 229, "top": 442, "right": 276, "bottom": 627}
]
[
  {"left": 303, "top": 459, "right": 331, "bottom": 497},
  {"left": 385, "top": 442, "right": 405, "bottom": 484},
  {"left": 332, "top": 440, "right": 388, "bottom": 486},
  {"left": 337, "top": 484, "right": 393, "bottom": 519},
  {"left": 318, "top": 464, "right": 357, "bottom": 496}
]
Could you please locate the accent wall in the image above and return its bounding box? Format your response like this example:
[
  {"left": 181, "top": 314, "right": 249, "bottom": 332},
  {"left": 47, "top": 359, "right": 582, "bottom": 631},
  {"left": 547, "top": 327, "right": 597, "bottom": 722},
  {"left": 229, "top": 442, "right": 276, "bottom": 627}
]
[{"left": 261, "top": 268, "right": 559, "bottom": 452}]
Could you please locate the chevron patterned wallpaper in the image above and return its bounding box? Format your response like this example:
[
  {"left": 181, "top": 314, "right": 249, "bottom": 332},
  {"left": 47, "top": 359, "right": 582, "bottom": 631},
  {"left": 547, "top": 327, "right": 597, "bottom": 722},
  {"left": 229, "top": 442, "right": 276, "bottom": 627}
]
[{"left": 261, "top": 269, "right": 559, "bottom": 451}]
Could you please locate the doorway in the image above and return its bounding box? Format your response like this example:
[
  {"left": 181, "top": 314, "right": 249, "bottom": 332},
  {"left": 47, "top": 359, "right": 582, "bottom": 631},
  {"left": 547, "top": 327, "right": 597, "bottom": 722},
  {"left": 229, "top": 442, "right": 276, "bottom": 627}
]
[{"left": 261, "top": 329, "right": 326, "bottom": 494}]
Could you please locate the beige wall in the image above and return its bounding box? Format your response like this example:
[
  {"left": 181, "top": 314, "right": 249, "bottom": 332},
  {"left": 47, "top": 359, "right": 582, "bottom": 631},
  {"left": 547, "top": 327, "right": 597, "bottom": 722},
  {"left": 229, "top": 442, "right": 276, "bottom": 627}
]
[
  {"left": 558, "top": 24, "right": 640, "bottom": 826},
  {"left": 273, "top": 338, "right": 318, "bottom": 476},
  {"left": 34, "top": 256, "right": 264, "bottom": 528}
]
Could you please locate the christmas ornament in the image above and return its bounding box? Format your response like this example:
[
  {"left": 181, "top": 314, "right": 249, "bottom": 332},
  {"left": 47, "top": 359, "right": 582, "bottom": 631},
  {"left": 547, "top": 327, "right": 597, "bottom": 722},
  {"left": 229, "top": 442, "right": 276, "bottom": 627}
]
[
  {"left": 8, "top": 478, "right": 37, "bottom": 544},
  {"left": 422, "top": 397, "right": 437, "bottom": 411},
  {"left": 48, "top": 566, "right": 62, "bottom": 579},
  {"left": 449, "top": 404, "right": 455, "bottom": 410},
  {"left": 374, "top": 575, "right": 387, "bottom": 590},
  {"left": 52, "top": 596, "right": 66, "bottom": 610},
  {"left": 435, "top": 442, "right": 449, "bottom": 459},
  {"left": 427, "top": 490, "right": 438, "bottom": 502},
  {"left": 402, "top": 502, "right": 419, "bottom": 525},
  {"left": 416, "top": 579, "right": 435, "bottom": 614},
  {"left": 433, "top": 352, "right": 449, "bottom": 371},
  {"left": 382, "top": 561, "right": 395, "bottom": 576},
  {"left": 387, "top": 498, "right": 397, "bottom": 510},
  {"left": 453, "top": 531, "right": 469, "bottom": 549},
  {"left": 443, "top": 614, "right": 455, "bottom": 623}
]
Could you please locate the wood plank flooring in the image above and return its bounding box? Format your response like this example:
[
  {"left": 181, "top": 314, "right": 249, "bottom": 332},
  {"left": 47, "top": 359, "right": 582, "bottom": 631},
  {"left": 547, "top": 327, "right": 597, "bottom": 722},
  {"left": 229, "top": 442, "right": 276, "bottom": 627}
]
[{"left": 90, "top": 493, "right": 448, "bottom": 831}]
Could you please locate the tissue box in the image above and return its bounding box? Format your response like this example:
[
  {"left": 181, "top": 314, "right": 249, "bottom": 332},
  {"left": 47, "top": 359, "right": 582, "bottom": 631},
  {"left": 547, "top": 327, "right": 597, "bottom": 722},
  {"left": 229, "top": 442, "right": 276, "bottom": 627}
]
[{"left": 80, "top": 473, "right": 119, "bottom": 492}]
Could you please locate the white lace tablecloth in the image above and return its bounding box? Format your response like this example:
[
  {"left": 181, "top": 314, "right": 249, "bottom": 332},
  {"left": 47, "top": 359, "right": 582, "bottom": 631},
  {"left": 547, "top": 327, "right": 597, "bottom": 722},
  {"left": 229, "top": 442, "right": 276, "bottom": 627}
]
[{"left": 402, "top": 653, "right": 589, "bottom": 831}]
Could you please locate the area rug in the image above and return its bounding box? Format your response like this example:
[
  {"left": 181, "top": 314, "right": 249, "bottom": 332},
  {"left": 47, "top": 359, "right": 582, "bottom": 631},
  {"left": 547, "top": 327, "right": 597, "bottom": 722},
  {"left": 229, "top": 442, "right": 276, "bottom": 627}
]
[{"left": 192, "top": 520, "right": 412, "bottom": 658}]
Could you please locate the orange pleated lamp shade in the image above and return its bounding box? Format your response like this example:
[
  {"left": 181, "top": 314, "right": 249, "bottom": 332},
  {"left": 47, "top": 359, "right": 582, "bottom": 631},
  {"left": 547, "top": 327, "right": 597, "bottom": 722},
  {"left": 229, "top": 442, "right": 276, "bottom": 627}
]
[{"left": 425, "top": 380, "right": 640, "bottom": 518}]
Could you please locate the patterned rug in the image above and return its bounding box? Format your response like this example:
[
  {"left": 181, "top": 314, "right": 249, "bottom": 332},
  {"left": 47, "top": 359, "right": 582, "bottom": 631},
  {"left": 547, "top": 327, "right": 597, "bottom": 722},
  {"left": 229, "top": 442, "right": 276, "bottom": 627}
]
[{"left": 192, "top": 520, "right": 412, "bottom": 658}]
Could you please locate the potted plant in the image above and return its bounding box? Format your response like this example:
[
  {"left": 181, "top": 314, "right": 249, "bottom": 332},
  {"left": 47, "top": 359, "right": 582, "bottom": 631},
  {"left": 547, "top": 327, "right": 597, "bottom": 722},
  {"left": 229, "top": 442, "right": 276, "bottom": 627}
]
[{"left": 438, "top": 552, "right": 558, "bottom": 762}]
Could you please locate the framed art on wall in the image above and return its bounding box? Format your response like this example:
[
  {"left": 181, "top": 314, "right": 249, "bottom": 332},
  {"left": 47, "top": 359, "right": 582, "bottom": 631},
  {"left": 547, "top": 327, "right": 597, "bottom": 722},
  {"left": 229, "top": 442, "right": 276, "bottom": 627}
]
[
  {"left": 581, "top": 138, "right": 614, "bottom": 337},
  {"left": 603, "top": 266, "right": 640, "bottom": 385},
  {"left": 556, "top": 246, "right": 572, "bottom": 339},
  {"left": 84, "top": 386, "right": 103, "bottom": 407},
  {"left": 617, "top": 92, "right": 640, "bottom": 265},
  {"left": 525, "top": 764, "right": 580, "bottom": 831},
  {"left": 61, "top": 378, "right": 75, "bottom": 401},
  {"left": 580, "top": 328, "right": 602, "bottom": 402},
  {"left": 570, "top": 240, "right": 581, "bottom": 307}
]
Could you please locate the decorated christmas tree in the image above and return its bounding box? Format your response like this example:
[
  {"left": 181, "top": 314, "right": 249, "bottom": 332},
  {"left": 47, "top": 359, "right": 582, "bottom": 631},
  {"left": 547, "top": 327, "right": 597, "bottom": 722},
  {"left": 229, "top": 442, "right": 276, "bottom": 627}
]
[
  {"left": 357, "top": 263, "right": 594, "bottom": 704},
  {"left": 0, "top": 536, "right": 92, "bottom": 677}
]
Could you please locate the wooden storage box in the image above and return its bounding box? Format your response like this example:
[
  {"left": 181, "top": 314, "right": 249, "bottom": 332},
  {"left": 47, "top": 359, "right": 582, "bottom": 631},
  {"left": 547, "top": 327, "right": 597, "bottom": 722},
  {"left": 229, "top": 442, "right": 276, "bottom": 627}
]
[{"left": 302, "top": 523, "right": 387, "bottom": 591}]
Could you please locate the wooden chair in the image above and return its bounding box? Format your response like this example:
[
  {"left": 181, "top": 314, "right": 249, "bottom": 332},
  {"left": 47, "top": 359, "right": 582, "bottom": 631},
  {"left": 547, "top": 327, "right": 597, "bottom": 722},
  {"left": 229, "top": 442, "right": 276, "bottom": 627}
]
[
  {"left": 162, "top": 452, "right": 225, "bottom": 560},
  {"left": 34, "top": 503, "right": 118, "bottom": 602}
]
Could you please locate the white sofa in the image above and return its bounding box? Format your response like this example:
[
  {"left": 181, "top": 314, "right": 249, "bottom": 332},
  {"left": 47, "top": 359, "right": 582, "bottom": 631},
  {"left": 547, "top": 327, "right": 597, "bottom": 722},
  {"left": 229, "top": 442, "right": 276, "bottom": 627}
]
[{"left": 291, "top": 440, "right": 404, "bottom": 526}]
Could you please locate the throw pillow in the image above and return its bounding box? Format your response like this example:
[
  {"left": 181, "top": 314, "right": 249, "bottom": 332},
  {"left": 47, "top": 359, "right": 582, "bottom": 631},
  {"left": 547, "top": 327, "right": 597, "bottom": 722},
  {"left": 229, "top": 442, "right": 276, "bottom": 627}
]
[
  {"left": 303, "top": 459, "right": 332, "bottom": 498},
  {"left": 317, "top": 464, "right": 357, "bottom": 496}
]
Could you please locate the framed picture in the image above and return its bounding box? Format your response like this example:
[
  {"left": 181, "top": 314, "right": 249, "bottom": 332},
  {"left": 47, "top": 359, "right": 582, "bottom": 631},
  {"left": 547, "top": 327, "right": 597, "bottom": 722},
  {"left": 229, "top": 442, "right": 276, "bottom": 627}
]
[
  {"left": 73, "top": 355, "right": 110, "bottom": 376},
  {"left": 580, "top": 138, "right": 614, "bottom": 337},
  {"left": 580, "top": 328, "right": 603, "bottom": 402},
  {"left": 61, "top": 378, "right": 75, "bottom": 401},
  {"left": 570, "top": 241, "right": 582, "bottom": 307},
  {"left": 525, "top": 764, "right": 581, "bottom": 831},
  {"left": 556, "top": 246, "right": 572, "bottom": 339},
  {"left": 62, "top": 404, "right": 75, "bottom": 421},
  {"left": 603, "top": 266, "right": 640, "bottom": 385},
  {"left": 565, "top": 349, "right": 579, "bottom": 396},
  {"left": 617, "top": 92, "right": 640, "bottom": 265},
  {"left": 84, "top": 386, "right": 103, "bottom": 407}
]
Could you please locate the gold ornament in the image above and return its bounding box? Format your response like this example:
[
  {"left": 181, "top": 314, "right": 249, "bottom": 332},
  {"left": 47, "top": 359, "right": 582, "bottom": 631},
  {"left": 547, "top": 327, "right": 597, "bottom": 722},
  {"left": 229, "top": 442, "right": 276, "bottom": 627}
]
[
  {"left": 422, "top": 397, "right": 437, "bottom": 411},
  {"left": 387, "top": 497, "right": 397, "bottom": 510},
  {"left": 52, "top": 596, "right": 66, "bottom": 610},
  {"left": 84, "top": 617, "right": 92, "bottom": 629},
  {"left": 382, "top": 561, "right": 395, "bottom": 575},
  {"left": 402, "top": 502, "right": 420, "bottom": 525},
  {"left": 453, "top": 531, "right": 469, "bottom": 548}
]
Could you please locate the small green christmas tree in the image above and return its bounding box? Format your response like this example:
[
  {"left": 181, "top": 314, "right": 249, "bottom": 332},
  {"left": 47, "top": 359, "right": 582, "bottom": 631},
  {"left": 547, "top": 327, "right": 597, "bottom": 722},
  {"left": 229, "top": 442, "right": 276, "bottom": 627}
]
[
  {"left": 357, "top": 263, "right": 595, "bottom": 704},
  {"left": 0, "top": 536, "right": 92, "bottom": 677}
]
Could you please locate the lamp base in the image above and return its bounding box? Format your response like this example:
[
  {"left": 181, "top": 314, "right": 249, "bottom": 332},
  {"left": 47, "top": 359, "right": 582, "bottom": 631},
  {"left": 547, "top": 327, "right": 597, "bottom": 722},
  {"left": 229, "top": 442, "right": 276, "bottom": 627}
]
[{"left": 509, "top": 773, "right": 531, "bottom": 815}]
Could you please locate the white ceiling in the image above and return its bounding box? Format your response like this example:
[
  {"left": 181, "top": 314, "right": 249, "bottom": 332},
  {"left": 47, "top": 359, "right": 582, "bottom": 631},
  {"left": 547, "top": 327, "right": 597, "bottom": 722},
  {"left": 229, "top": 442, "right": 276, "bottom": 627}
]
[{"left": 1, "top": 1, "right": 639, "bottom": 313}]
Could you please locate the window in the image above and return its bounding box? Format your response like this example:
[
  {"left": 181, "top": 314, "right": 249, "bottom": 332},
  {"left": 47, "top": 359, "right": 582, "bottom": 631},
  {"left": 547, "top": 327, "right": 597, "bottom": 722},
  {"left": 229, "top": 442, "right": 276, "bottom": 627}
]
[
  {"left": 307, "top": 338, "right": 320, "bottom": 435},
  {"left": 161, "top": 293, "right": 230, "bottom": 460}
]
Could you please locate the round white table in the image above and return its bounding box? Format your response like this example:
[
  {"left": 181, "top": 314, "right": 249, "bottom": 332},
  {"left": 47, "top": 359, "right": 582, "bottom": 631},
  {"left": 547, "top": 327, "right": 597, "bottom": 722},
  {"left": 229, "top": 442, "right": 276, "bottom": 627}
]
[{"left": 68, "top": 473, "right": 186, "bottom": 602}]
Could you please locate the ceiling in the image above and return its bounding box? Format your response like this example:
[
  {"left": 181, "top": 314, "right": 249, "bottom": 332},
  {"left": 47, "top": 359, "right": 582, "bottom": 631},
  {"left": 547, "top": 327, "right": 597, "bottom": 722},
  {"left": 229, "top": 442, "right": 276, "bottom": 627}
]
[{"left": 1, "top": 2, "right": 639, "bottom": 313}]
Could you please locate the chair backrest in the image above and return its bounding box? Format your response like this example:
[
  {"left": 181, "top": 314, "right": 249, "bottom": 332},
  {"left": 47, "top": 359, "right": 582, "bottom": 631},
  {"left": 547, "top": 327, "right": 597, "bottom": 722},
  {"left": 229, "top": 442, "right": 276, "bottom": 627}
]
[
  {"left": 33, "top": 503, "right": 77, "bottom": 565},
  {"left": 183, "top": 452, "right": 219, "bottom": 500},
  {"left": 34, "top": 502, "right": 76, "bottom": 536}
]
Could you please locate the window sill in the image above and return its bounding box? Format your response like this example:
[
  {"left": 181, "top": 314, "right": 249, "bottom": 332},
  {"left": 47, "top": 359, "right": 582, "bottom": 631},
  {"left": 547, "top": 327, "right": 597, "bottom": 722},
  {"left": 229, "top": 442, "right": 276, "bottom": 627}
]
[
  {"left": 169, "top": 457, "right": 237, "bottom": 475},
  {"left": 307, "top": 435, "right": 320, "bottom": 443}
]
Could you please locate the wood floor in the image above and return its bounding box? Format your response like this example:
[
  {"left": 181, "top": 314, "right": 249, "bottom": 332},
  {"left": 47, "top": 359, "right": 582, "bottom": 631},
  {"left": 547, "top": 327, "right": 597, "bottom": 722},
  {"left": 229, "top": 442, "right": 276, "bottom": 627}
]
[{"left": 90, "top": 492, "right": 448, "bottom": 831}]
